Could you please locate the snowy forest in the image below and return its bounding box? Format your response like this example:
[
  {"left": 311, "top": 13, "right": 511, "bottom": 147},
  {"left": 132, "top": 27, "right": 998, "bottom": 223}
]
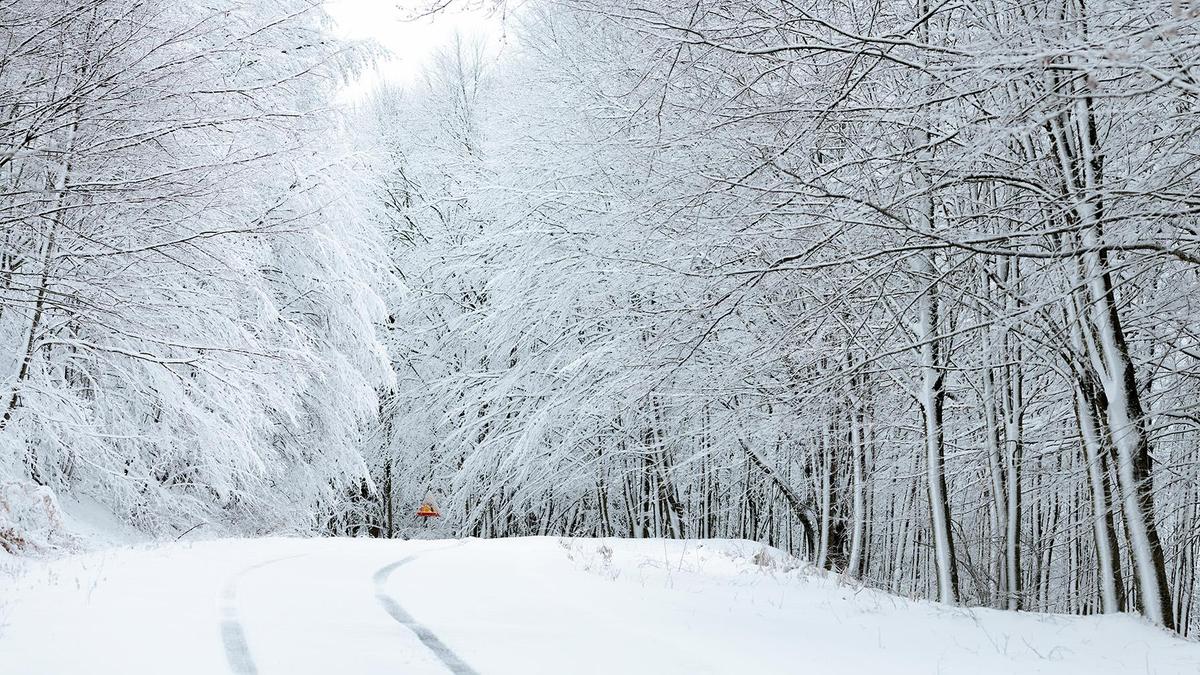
[{"left": 3, "top": 0, "right": 1200, "bottom": 641}]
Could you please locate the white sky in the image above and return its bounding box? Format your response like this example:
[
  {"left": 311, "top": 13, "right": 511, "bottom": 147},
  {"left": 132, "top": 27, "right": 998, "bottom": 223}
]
[{"left": 326, "top": 0, "right": 509, "bottom": 98}]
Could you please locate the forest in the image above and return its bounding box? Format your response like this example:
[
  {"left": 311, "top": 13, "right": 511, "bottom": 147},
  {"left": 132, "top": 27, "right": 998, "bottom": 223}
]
[{"left": 2, "top": 0, "right": 1199, "bottom": 640}]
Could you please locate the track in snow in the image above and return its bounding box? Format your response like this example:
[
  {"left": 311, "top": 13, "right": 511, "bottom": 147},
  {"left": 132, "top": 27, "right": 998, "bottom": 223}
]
[
  {"left": 220, "top": 555, "right": 306, "bottom": 675},
  {"left": 374, "top": 556, "right": 480, "bottom": 675},
  {"left": 219, "top": 549, "right": 474, "bottom": 675}
]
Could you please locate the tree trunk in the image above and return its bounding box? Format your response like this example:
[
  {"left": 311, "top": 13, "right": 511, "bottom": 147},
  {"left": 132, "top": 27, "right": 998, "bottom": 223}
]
[{"left": 915, "top": 249, "right": 960, "bottom": 604}]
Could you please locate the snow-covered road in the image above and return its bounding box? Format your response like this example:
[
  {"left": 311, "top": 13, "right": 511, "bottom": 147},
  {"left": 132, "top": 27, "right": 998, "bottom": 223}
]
[
  {"left": 2, "top": 537, "right": 1198, "bottom": 674},
  {"left": 210, "top": 540, "right": 481, "bottom": 675}
]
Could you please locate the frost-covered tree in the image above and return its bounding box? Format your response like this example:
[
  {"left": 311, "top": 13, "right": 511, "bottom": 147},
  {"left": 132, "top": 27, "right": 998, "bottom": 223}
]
[
  {"left": 365, "top": 0, "right": 1200, "bottom": 635},
  {"left": 0, "top": 0, "right": 391, "bottom": 540}
]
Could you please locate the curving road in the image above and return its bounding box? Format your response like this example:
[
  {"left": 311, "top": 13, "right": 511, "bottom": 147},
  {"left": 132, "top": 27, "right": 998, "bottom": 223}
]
[{"left": 8, "top": 537, "right": 1198, "bottom": 675}]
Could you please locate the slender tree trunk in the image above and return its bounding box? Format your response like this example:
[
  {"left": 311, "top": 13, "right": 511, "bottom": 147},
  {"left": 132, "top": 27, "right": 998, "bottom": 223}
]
[
  {"left": 914, "top": 249, "right": 960, "bottom": 604},
  {"left": 1001, "top": 357, "right": 1023, "bottom": 611},
  {"left": 980, "top": 264, "right": 1009, "bottom": 605},
  {"left": 847, "top": 393, "right": 865, "bottom": 578}
]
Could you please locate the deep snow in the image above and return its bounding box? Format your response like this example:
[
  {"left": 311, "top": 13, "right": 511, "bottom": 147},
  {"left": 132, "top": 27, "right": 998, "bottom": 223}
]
[{"left": 1, "top": 537, "right": 1198, "bottom": 674}]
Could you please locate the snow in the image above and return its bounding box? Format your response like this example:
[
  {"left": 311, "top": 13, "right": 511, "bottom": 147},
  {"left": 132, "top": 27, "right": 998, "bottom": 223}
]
[
  {"left": 56, "top": 495, "right": 148, "bottom": 548},
  {"left": 1, "top": 537, "right": 1197, "bottom": 674}
]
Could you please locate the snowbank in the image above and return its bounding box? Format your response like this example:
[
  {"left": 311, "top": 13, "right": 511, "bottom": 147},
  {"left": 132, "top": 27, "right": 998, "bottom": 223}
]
[{"left": 0, "top": 481, "right": 75, "bottom": 556}]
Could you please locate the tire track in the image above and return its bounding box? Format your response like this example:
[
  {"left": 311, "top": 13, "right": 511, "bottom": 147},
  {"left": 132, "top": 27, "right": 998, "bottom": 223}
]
[
  {"left": 373, "top": 545, "right": 479, "bottom": 675},
  {"left": 220, "top": 554, "right": 306, "bottom": 675}
]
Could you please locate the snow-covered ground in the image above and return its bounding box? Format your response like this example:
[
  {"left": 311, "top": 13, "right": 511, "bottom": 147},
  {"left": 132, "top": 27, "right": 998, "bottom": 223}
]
[{"left": 1, "top": 537, "right": 1197, "bottom": 674}]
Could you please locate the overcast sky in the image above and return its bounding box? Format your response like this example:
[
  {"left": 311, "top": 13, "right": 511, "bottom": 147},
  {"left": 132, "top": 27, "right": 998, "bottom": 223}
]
[{"left": 326, "top": 0, "right": 508, "bottom": 97}]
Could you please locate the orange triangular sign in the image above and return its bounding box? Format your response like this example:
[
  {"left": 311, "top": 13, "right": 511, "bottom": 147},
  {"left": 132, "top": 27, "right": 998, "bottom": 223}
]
[{"left": 416, "top": 502, "right": 440, "bottom": 518}]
